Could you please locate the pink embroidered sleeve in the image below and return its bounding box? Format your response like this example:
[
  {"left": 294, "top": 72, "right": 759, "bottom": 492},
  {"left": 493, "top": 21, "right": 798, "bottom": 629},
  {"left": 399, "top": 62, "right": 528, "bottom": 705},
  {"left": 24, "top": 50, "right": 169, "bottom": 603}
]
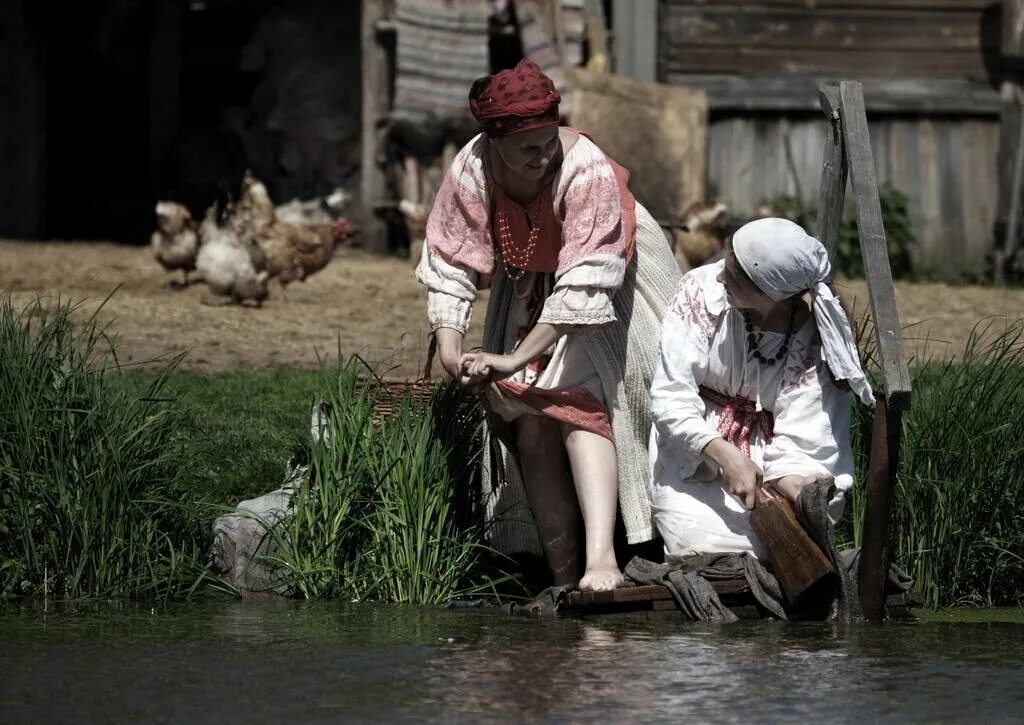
[
  {"left": 425, "top": 138, "right": 495, "bottom": 277},
  {"left": 555, "top": 152, "right": 627, "bottom": 273},
  {"left": 668, "top": 272, "right": 716, "bottom": 344}
]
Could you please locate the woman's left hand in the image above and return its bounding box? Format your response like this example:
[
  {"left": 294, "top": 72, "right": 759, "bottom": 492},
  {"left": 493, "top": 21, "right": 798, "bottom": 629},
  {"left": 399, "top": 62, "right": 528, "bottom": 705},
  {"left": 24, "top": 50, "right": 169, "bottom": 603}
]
[
  {"left": 459, "top": 352, "right": 521, "bottom": 385},
  {"left": 769, "top": 472, "right": 832, "bottom": 502}
]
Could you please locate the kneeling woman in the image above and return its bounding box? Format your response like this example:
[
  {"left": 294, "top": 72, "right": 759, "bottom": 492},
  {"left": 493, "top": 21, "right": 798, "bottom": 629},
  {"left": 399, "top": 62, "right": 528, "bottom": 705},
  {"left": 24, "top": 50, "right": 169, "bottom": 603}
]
[{"left": 649, "top": 218, "right": 873, "bottom": 561}]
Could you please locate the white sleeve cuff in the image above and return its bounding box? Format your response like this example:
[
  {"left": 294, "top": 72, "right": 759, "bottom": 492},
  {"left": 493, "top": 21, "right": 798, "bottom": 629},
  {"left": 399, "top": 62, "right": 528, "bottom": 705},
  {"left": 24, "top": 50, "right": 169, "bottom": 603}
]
[
  {"left": 427, "top": 291, "right": 472, "bottom": 334},
  {"left": 538, "top": 286, "right": 616, "bottom": 326}
]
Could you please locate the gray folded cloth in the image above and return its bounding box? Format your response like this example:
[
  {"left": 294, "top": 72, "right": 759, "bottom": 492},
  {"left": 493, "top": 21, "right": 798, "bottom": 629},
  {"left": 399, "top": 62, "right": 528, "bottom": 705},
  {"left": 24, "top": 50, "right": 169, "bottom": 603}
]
[{"left": 624, "top": 553, "right": 786, "bottom": 622}]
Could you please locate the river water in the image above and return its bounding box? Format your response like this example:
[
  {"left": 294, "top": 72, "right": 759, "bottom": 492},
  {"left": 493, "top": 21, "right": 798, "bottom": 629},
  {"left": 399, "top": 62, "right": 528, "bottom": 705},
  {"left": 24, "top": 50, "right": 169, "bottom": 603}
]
[{"left": 2, "top": 601, "right": 1022, "bottom": 723}]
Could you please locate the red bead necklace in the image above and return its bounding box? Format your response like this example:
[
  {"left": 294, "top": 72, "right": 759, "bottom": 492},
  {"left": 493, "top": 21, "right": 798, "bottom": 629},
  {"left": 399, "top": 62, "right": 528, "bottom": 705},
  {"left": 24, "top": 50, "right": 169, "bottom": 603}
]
[{"left": 496, "top": 195, "right": 544, "bottom": 281}]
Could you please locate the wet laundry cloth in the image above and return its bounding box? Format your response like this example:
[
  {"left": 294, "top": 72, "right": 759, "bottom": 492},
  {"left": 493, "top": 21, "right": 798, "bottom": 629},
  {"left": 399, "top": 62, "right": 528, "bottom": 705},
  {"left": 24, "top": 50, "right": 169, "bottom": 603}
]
[
  {"left": 393, "top": 0, "right": 491, "bottom": 122},
  {"left": 624, "top": 554, "right": 787, "bottom": 623}
]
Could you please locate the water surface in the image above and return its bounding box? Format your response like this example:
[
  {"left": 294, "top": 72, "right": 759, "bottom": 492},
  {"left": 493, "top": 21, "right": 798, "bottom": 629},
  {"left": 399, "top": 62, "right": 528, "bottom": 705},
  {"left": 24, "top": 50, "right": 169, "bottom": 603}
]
[{"left": 2, "top": 601, "right": 1022, "bottom": 722}]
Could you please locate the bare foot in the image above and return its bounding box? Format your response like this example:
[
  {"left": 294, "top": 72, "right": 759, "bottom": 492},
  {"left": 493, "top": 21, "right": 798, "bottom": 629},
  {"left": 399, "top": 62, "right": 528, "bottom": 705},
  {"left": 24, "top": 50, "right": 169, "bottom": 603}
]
[{"left": 578, "top": 563, "right": 623, "bottom": 592}]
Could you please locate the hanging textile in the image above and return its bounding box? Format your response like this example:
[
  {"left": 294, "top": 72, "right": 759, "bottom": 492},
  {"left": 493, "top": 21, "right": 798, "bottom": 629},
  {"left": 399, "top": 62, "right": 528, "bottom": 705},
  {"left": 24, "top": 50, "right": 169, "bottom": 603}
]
[{"left": 393, "top": 0, "right": 491, "bottom": 122}]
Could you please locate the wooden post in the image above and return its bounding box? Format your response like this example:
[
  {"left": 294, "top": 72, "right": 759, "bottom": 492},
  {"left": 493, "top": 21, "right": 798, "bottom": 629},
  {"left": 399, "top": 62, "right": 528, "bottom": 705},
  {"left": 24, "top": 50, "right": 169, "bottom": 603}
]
[
  {"left": 834, "top": 80, "right": 912, "bottom": 622},
  {"left": 360, "top": 0, "right": 390, "bottom": 253},
  {"left": 816, "top": 84, "right": 846, "bottom": 269},
  {"left": 1000, "top": 87, "right": 1024, "bottom": 285},
  {"left": 838, "top": 82, "right": 912, "bottom": 410},
  {"left": 611, "top": 0, "right": 657, "bottom": 82},
  {"left": 149, "top": 0, "right": 182, "bottom": 197},
  {"left": 860, "top": 395, "right": 903, "bottom": 622}
]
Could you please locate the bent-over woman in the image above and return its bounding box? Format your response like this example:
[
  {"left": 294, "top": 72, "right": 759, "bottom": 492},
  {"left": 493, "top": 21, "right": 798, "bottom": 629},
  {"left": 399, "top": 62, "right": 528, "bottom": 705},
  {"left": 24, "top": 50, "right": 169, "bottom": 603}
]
[{"left": 416, "top": 59, "right": 679, "bottom": 590}]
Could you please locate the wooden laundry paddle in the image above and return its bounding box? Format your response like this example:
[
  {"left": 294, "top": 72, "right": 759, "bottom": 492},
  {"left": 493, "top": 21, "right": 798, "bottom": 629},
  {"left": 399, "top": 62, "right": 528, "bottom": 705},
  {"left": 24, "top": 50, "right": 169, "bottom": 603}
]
[{"left": 750, "top": 486, "right": 835, "bottom": 603}]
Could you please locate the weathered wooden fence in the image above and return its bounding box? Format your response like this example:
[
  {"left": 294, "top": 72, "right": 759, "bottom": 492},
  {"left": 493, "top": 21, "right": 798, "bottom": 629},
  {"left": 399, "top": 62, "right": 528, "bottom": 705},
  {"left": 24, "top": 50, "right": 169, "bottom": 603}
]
[{"left": 657, "top": 0, "right": 1003, "bottom": 280}]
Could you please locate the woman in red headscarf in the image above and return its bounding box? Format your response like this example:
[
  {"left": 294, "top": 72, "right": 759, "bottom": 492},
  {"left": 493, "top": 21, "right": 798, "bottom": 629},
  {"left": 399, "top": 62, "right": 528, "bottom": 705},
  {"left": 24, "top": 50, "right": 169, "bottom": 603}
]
[{"left": 416, "top": 59, "right": 680, "bottom": 591}]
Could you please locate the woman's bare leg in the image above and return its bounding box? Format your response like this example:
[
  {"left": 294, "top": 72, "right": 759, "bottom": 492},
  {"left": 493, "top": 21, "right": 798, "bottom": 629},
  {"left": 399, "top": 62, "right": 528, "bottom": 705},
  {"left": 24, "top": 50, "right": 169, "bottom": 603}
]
[
  {"left": 515, "top": 415, "right": 583, "bottom": 587},
  {"left": 560, "top": 423, "right": 623, "bottom": 591}
]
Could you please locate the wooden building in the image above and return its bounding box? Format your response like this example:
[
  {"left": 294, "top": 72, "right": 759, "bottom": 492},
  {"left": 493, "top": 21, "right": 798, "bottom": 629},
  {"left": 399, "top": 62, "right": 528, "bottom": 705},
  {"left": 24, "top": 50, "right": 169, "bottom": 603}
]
[{"left": 614, "top": 0, "right": 1009, "bottom": 280}]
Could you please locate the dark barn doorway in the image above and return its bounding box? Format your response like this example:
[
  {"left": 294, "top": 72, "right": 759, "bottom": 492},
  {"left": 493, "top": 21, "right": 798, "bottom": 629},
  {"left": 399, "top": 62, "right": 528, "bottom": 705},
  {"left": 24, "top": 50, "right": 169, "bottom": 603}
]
[{"left": 1, "top": 0, "right": 361, "bottom": 243}]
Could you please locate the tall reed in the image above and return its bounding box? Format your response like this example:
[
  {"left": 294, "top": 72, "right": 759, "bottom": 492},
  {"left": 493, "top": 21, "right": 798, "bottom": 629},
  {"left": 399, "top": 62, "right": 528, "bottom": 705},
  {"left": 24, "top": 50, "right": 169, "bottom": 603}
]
[
  {"left": 261, "top": 356, "right": 378, "bottom": 599},
  {"left": 265, "top": 358, "right": 494, "bottom": 604},
  {"left": 845, "top": 318, "right": 1024, "bottom": 608},
  {"left": 357, "top": 385, "right": 487, "bottom": 604},
  {"left": 0, "top": 294, "right": 198, "bottom": 599}
]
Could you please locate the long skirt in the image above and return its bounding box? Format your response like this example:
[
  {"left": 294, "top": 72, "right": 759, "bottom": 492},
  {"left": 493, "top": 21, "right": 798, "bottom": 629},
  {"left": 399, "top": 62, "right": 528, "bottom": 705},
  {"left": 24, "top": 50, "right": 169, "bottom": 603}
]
[{"left": 481, "top": 203, "right": 680, "bottom": 554}]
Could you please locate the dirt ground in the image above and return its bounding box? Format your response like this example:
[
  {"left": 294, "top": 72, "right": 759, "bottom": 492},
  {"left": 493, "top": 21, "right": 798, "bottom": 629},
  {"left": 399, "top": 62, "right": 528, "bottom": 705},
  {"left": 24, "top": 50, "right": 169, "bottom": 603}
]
[{"left": 2, "top": 239, "right": 1023, "bottom": 376}]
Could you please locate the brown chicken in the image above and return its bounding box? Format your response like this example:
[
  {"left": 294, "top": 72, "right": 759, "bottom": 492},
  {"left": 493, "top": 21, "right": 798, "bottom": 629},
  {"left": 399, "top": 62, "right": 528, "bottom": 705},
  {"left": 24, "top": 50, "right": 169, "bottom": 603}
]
[
  {"left": 673, "top": 201, "right": 729, "bottom": 273},
  {"left": 259, "top": 217, "right": 354, "bottom": 288}
]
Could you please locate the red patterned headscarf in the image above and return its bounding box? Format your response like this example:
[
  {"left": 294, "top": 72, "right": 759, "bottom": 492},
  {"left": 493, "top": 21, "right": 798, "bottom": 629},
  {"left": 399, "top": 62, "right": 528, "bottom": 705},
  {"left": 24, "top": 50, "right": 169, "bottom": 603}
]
[{"left": 468, "top": 58, "right": 560, "bottom": 138}]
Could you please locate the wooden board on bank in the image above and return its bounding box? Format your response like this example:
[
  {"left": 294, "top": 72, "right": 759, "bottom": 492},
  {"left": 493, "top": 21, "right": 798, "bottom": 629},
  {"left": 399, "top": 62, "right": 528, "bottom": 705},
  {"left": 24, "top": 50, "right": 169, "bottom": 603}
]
[{"left": 567, "top": 580, "right": 752, "bottom": 613}]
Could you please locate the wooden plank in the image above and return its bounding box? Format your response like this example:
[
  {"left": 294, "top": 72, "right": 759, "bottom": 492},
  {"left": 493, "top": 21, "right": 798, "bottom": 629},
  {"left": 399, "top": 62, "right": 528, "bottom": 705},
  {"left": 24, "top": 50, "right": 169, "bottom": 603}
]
[
  {"left": 838, "top": 81, "right": 912, "bottom": 407},
  {"left": 612, "top": 0, "right": 657, "bottom": 81},
  {"left": 672, "top": 0, "right": 992, "bottom": 10},
  {"left": 1000, "top": 87, "right": 1024, "bottom": 284},
  {"left": 962, "top": 120, "right": 1000, "bottom": 278},
  {"left": 661, "top": 6, "right": 981, "bottom": 52},
  {"left": 1004, "top": 0, "right": 1024, "bottom": 59},
  {"left": 662, "top": 74, "right": 1001, "bottom": 114},
  {"left": 360, "top": 0, "right": 390, "bottom": 252},
  {"left": 567, "top": 580, "right": 752, "bottom": 608},
  {"left": 662, "top": 46, "right": 988, "bottom": 79},
  {"left": 816, "top": 84, "right": 846, "bottom": 266}
]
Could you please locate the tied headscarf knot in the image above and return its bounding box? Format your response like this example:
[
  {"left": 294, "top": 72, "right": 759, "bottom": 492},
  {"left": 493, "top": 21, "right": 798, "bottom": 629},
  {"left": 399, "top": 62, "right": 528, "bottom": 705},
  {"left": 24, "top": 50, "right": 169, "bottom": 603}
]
[
  {"left": 699, "top": 386, "right": 774, "bottom": 458},
  {"left": 468, "top": 58, "right": 560, "bottom": 138},
  {"left": 732, "top": 217, "right": 875, "bottom": 406}
]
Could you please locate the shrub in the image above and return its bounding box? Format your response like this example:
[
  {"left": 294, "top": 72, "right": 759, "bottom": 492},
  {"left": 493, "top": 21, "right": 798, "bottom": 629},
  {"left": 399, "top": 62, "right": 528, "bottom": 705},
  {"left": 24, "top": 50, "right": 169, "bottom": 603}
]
[{"left": 760, "top": 184, "right": 917, "bottom": 280}]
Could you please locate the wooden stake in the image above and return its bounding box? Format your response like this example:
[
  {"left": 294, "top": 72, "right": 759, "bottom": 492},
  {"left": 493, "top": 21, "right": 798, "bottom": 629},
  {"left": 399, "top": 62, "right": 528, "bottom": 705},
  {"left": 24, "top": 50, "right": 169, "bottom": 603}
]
[
  {"left": 859, "top": 395, "right": 903, "bottom": 622},
  {"left": 816, "top": 84, "right": 847, "bottom": 269}
]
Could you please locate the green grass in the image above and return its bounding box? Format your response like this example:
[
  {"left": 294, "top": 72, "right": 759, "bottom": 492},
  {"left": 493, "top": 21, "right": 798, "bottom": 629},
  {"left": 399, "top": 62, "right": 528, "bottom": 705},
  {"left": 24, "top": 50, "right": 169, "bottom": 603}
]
[
  {"left": 115, "top": 369, "right": 325, "bottom": 507},
  {"left": 0, "top": 295, "right": 197, "bottom": 599}
]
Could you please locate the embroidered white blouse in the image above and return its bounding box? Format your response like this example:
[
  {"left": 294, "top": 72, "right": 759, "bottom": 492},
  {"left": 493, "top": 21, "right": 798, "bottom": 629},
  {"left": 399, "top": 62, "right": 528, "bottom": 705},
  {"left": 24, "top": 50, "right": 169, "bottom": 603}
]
[{"left": 648, "top": 261, "right": 855, "bottom": 559}]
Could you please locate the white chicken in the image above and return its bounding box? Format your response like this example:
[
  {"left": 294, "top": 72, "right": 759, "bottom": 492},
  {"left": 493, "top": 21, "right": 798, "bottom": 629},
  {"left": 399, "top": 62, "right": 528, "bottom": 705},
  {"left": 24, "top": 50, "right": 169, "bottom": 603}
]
[{"left": 196, "top": 198, "right": 269, "bottom": 307}]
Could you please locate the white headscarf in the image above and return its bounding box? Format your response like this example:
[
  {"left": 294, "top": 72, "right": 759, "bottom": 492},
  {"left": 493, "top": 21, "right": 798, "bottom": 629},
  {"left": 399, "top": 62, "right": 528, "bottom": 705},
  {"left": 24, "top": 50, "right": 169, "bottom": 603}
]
[{"left": 732, "top": 217, "right": 874, "bottom": 406}]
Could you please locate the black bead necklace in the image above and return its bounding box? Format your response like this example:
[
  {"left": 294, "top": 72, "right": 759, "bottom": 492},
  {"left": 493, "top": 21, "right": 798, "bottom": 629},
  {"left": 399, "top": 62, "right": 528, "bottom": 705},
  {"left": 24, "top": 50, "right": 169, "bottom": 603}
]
[{"left": 744, "top": 303, "right": 798, "bottom": 366}]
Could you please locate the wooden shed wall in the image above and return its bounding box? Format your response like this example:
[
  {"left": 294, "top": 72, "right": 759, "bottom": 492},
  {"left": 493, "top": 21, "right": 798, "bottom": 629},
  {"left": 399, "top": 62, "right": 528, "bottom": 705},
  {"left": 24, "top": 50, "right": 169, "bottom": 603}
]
[
  {"left": 658, "top": 0, "right": 1002, "bottom": 280},
  {"left": 709, "top": 115, "right": 1000, "bottom": 279}
]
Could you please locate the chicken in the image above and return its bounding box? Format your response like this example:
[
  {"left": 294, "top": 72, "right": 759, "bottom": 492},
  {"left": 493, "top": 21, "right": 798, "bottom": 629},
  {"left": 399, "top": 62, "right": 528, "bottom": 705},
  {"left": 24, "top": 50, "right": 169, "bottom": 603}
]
[
  {"left": 274, "top": 187, "right": 350, "bottom": 228},
  {"left": 151, "top": 201, "right": 200, "bottom": 286},
  {"left": 259, "top": 217, "right": 354, "bottom": 289},
  {"left": 673, "top": 201, "right": 729, "bottom": 273},
  {"left": 195, "top": 197, "right": 269, "bottom": 306},
  {"left": 232, "top": 170, "right": 275, "bottom": 247}
]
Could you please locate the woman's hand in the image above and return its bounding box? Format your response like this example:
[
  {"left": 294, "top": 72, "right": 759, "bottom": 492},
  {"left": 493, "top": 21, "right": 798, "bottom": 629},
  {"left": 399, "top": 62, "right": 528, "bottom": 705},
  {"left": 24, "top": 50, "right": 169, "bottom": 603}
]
[
  {"left": 720, "top": 455, "right": 763, "bottom": 510},
  {"left": 768, "top": 472, "right": 831, "bottom": 502},
  {"left": 458, "top": 352, "right": 521, "bottom": 385},
  {"left": 703, "top": 437, "right": 763, "bottom": 510}
]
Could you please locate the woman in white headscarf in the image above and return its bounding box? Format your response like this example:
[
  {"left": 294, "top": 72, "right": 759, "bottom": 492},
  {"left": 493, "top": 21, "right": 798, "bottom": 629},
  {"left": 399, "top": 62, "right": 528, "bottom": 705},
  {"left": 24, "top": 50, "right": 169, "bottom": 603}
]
[{"left": 648, "top": 217, "right": 873, "bottom": 561}]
